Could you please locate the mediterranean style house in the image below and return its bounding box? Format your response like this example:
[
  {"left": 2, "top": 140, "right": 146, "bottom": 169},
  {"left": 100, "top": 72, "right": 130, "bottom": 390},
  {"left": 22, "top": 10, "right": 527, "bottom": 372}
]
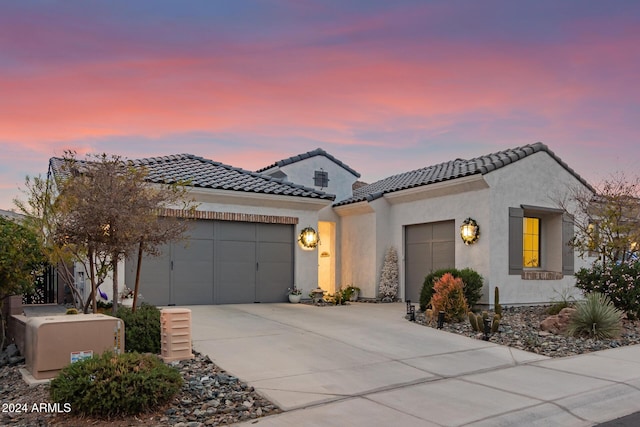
[{"left": 51, "top": 142, "right": 595, "bottom": 308}]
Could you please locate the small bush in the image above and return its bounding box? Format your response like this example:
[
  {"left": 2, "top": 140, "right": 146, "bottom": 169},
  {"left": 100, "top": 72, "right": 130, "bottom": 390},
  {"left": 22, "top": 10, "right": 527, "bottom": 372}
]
[
  {"left": 50, "top": 351, "right": 182, "bottom": 417},
  {"left": 115, "top": 303, "right": 161, "bottom": 353},
  {"left": 429, "top": 273, "right": 468, "bottom": 322},
  {"left": 420, "top": 268, "right": 484, "bottom": 311},
  {"left": 567, "top": 292, "right": 623, "bottom": 339},
  {"left": 575, "top": 261, "right": 640, "bottom": 318}
]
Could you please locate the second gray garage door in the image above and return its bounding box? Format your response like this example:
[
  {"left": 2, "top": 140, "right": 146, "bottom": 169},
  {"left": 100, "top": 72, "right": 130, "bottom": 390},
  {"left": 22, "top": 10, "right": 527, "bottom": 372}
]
[
  {"left": 404, "top": 220, "right": 455, "bottom": 303},
  {"left": 126, "top": 220, "right": 294, "bottom": 305}
]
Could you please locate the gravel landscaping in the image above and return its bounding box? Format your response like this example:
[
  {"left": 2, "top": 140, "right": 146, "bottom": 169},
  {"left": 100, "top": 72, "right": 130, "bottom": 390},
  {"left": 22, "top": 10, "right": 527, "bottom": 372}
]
[
  {"left": 415, "top": 305, "right": 640, "bottom": 358},
  {"left": 3, "top": 304, "right": 640, "bottom": 426},
  {"left": 0, "top": 351, "right": 280, "bottom": 427}
]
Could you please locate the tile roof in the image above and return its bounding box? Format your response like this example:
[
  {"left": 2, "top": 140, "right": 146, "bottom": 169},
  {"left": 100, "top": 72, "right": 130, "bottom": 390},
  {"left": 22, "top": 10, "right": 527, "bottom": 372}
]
[
  {"left": 49, "top": 154, "right": 335, "bottom": 201},
  {"left": 334, "top": 142, "right": 594, "bottom": 206},
  {"left": 256, "top": 148, "right": 361, "bottom": 178}
]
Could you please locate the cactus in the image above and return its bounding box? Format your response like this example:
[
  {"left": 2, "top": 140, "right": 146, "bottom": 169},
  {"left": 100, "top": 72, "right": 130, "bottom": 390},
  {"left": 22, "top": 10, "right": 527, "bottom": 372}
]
[
  {"left": 494, "top": 286, "right": 502, "bottom": 319},
  {"left": 468, "top": 312, "right": 478, "bottom": 331},
  {"left": 491, "top": 314, "right": 500, "bottom": 333}
]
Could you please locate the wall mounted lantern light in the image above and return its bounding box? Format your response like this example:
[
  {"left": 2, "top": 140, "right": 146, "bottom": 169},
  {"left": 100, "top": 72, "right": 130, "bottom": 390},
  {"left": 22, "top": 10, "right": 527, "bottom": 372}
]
[
  {"left": 298, "top": 226, "right": 320, "bottom": 250},
  {"left": 460, "top": 217, "right": 480, "bottom": 245}
]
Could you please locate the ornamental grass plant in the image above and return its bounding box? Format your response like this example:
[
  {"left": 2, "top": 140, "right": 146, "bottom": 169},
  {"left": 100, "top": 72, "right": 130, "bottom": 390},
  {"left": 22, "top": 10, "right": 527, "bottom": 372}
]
[{"left": 567, "top": 292, "right": 624, "bottom": 339}]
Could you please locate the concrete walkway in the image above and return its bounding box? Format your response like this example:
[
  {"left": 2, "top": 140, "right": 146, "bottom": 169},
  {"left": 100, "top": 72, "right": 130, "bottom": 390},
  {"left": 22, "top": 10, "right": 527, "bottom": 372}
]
[{"left": 188, "top": 303, "right": 640, "bottom": 426}]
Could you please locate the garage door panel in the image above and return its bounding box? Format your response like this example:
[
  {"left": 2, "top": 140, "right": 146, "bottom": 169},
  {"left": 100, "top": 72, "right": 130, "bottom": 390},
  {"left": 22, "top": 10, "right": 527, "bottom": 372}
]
[
  {"left": 218, "top": 241, "right": 256, "bottom": 262},
  {"left": 257, "top": 263, "right": 290, "bottom": 302},
  {"left": 405, "top": 223, "right": 432, "bottom": 244},
  {"left": 125, "top": 243, "right": 171, "bottom": 306},
  {"left": 172, "top": 240, "right": 214, "bottom": 305},
  {"left": 433, "top": 241, "right": 455, "bottom": 270},
  {"left": 217, "top": 222, "right": 255, "bottom": 241},
  {"left": 257, "top": 241, "right": 293, "bottom": 263},
  {"left": 257, "top": 223, "right": 292, "bottom": 243},
  {"left": 216, "top": 263, "right": 256, "bottom": 304},
  {"left": 136, "top": 219, "right": 294, "bottom": 305},
  {"left": 406, "top": 243, "right": 432, "bottom": 261},
  {"left": 182, "top": 220, "right": 214, "bottom": 240},
  {"left": 433, "top": 221, "right": 455, "bottom": 240},
  {"left": 405, "top": 221, "right": 455, "bottom": 303}
]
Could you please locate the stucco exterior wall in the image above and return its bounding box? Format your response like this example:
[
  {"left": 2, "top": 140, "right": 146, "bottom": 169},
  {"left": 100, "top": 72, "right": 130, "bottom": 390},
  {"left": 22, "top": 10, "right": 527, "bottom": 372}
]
[
  {"left": 340, "top": 212, "right": 377, "bottom": 297},
  {"left": 334, "top": 151, "right": 592, "bottom": 307},
  {"left": 385, "top": 184, "right": 492, "bottom": 302},
  {"left": 278, "top": 156, "right": 358, "bottom": 202},
  {"left": 485, "top": 151, "right": 593, "bottom": 306}
]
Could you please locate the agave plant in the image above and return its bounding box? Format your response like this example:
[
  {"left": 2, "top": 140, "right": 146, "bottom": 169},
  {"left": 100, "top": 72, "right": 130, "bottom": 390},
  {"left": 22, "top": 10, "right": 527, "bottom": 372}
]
[{"left": 567, "top": 292, "right": 623, "bottom": 339}]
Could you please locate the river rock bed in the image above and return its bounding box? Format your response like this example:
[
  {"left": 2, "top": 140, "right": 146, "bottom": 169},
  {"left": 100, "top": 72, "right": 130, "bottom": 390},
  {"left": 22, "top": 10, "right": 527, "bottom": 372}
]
[
  {"left": 0, "top": 351, "right": 279, "bottom": 427},
  {"left": 414, "top": 305, "right": 640, "bottom": 357}
]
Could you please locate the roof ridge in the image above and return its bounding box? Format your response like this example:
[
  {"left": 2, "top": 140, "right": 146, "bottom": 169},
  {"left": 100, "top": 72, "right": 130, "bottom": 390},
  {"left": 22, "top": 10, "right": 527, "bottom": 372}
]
[
  {"left": 335, "top": 142, "right": 592, "bottom": 207},
  {"left": 256, "top": 147, "right": 361, "bottom": 178}
]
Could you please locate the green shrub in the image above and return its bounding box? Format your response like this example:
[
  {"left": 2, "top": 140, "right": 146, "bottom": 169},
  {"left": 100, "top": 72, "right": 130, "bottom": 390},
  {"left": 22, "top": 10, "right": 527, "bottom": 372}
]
[
  {"left": 429, "top": 273, "right": 468, "bottom": 322},
  {"left": 420, "top": 268, "right": 484, "bottom": 311},
  {"left": 115, "top": 303, "right": 161, "bottom": 353},
  {"left": 50, "top": 351, "right": 182, "bottom": 417},
  {"left": 567, "top": 292, "right": 624, "bottom": 339},
  {"left": 575, "top": 261, "right": 640, "bottom": 318}
]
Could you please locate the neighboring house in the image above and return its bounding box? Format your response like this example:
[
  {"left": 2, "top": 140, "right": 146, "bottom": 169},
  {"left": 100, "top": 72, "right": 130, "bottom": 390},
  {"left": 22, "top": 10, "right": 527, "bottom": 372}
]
[
  {"left": 48, "top": 142, "right": 595, "bottom": 308},
  {"left": 0, "top": 209, "right": 25, "bottom": 221}
]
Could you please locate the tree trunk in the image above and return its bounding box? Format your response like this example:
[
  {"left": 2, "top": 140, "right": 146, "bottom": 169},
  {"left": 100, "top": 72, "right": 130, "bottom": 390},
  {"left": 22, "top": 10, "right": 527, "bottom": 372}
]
[
  {"left": 112, "top": 254, "right": 119, "bottom": 315},
  {"left": 132, "top": 240, "right": 143, "bottom": 313},
  {"left": 89, "top": 247, "right": 97, "bottom": 314}
]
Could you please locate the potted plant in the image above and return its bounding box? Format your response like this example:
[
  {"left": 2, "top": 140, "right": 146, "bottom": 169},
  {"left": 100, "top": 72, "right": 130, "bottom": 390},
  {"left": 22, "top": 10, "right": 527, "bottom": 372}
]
[
  {"left": 344, "top": 285, "right": 361, "bottom": 302},
  {"left": 287, "top": 286, "right": 302, "bottom": 303},
  {"left": 119, "top": 286, "right": 135, "bottom": 307}
]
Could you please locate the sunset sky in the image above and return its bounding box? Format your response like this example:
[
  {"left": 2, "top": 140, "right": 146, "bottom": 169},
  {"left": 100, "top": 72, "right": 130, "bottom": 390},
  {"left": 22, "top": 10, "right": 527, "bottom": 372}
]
[{"left": 1, "top": 1, "right": 639, "bottom": 209}]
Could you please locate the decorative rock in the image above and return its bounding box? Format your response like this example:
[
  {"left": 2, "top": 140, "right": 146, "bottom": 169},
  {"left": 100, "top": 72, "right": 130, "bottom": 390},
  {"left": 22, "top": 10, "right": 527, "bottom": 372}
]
[{"left": 540, "top": 307, "right": 576, "bottom": 334}]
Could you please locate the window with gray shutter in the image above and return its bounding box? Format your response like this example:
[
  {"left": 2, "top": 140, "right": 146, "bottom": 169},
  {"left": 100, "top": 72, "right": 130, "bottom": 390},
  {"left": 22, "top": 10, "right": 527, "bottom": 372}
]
[{"left": 509, "top": 207, "right": 524, "bottom": 275}]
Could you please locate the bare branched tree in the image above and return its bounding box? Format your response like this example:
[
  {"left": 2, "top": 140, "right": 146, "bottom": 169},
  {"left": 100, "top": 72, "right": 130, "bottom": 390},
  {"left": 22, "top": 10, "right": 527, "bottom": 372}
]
[
  {"left": 559, "top": 172, "right": 640, "bottom": 268},
  {"left": 17, "top": 151, "right": 195, "bottom": 314}
]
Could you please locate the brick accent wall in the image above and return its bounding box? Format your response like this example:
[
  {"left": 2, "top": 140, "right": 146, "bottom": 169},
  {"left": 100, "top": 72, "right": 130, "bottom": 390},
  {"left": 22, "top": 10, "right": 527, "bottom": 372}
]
[
  {"left": 158, "top": 208, "right": 299, "bottom": 225},
  {"left": 521, "top": 271, "right": 564, "bottom": 280}
]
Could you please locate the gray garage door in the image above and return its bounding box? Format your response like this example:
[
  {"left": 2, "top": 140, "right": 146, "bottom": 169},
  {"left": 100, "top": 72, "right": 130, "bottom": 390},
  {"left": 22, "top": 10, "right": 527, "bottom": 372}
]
[
  {"left": 125, "top": 220, "right": 294, "bottom": 305},
  {"left": 405, "top": 220, "right": 455, "bottom": 303}
]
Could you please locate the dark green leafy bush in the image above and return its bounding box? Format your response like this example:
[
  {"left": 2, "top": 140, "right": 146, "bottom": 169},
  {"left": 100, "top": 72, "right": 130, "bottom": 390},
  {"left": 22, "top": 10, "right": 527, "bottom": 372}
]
[
  {"left": 420, "top": 268, "right": 484, "bottom": 311},
  {"left": 567, "top": 292, "right": 623, "bottom": 339},
  {"left": 50, "top": 351, "right": 182, "bottom": 417},
  {"left": 115, "top": 303, "right": 161, "bottom": 353},
  {"left": 574, "top": 261, "right": 640, "bottom": 318}
]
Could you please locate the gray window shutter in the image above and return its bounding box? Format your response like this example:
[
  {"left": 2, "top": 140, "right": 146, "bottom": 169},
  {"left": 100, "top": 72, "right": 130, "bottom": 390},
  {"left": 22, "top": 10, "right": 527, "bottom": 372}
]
[
  {"left": 509, "top": 207, "right": 524, "bottom": 275},
  {"left": 562, "top": 213, "right": 575, "bottom": 275}
]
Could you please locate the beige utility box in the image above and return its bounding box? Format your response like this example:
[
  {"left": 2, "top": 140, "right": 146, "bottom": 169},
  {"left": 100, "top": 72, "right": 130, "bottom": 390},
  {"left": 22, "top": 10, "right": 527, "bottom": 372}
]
[
  {"left": 25, "top": 314, "right": 124, "bottom": 380},
  {"left": 161, "top": 308, "right": 193, "bottom": 362}
]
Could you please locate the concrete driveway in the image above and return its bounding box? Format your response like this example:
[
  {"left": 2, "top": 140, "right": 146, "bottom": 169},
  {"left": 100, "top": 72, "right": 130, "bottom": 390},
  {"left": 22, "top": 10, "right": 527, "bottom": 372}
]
[{"left": 189, "top": 303, "right": 640, "bottom": 426}]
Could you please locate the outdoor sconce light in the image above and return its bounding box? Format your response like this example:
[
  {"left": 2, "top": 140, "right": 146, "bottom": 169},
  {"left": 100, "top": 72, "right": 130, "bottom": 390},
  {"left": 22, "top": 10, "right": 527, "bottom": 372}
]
[
  {"left": 406, "top": 300, "right": 416, "bottom": 322},
  {"left": 298, "top": 226, "right": 319, "bottom": 250},
  {"left": 460, "top": 217, "right": 480, "bottom": 245}
]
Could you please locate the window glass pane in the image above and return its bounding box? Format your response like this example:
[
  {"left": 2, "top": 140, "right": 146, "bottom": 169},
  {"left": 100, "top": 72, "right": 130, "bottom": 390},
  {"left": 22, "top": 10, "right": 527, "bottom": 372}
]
[{"left": 523, "top": 217, "right": 540, "bottom": 268}]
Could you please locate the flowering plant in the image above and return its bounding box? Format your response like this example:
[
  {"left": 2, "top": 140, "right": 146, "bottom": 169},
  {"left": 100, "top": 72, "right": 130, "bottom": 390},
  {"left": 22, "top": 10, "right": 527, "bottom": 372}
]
[
  {"left": 287, "top": 286, "right": 302, "bottom": 296},
  {"left": 119, "top": 286, "right": 135, "bottom": 299}
]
